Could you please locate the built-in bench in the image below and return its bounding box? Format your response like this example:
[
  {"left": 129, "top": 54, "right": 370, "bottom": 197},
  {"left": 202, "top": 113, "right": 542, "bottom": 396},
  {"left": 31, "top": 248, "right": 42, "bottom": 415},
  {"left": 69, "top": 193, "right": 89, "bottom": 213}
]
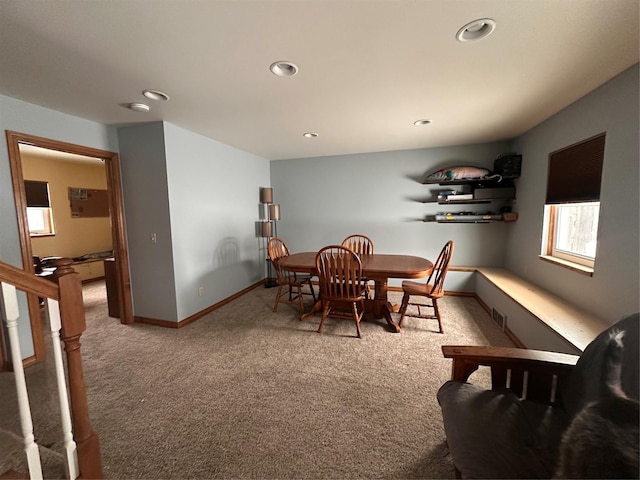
[{"left": 472, "top": 267, "right": 608, "bottom": 354}]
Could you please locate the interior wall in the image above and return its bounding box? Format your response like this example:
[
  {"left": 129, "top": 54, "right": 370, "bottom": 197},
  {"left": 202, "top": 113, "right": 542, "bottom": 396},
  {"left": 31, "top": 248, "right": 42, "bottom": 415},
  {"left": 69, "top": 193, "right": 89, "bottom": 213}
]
[
  {"left": 163, "top": 123, "right": 270, "bottom": 320},
  {"left": 118, "top": 121, "right": 270, "bottom": 322},
  {"left": 0, "top": 93, "right": 119, "bottom": 358},
  {"left": 505, "top": 63, "right": 639, "bottom": 325},
  {"left": 21, "top": 153, "right": 112, "bottom": 259},
  {"left": 270, "top": 141, "right": 513, "bottom": 288},
  {"left": 117, "top": 122, "right": 178, "bottom": 322}
]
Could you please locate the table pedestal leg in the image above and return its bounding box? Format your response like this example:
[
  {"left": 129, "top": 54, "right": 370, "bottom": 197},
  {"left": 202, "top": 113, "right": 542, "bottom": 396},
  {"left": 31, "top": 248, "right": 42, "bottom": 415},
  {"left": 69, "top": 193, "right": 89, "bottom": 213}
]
[
  {"left": 300, "top": 281, "right": 401, "bottom": 333},
  {"left": 371, "top": 279, "right": 400, "bottom": 333},
  {"left": 300, "top": 299, "right": 321, "bottom": 321}
]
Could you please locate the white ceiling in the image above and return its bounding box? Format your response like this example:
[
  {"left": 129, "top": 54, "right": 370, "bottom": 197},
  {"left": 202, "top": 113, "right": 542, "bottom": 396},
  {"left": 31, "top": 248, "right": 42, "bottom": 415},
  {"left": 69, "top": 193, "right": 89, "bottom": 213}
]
[{"left": 0, "top": 0, "right": 638, "bottom": 161}]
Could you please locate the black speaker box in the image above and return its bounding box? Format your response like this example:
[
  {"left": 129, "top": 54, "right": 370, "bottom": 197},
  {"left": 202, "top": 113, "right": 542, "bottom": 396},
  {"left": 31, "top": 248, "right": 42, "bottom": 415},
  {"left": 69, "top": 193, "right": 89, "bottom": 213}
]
[{"left": 494, "top": 154, "right": 522, "bottom": 179}]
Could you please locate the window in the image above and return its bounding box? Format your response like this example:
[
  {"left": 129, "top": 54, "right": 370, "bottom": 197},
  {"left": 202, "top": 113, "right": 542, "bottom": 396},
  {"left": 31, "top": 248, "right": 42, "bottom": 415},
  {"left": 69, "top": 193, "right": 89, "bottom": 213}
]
[
  {"left": 545, "top": 203, "right": 599, "bottom": 268},
  {"left": 26, "top": 207, "right": 54, "bottom": 235},
  {"left": 24, "top": 180, "right": 55, "bottom": 236},
  {"left": 541, "top": 133, "right": 605, "bottom": 274}
]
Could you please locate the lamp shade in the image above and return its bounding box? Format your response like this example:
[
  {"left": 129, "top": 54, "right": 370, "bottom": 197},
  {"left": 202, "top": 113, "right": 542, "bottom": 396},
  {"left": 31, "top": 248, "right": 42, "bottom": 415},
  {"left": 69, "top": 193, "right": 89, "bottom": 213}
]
[
  {"left": 260, "top": 221, "right": 273, "bottom": 238},
  {"left": 269, "top": 204, "right": 281, "bottom": 221},
  {"left": 260, "top": 187, "right": 273, "bottom": 204}
]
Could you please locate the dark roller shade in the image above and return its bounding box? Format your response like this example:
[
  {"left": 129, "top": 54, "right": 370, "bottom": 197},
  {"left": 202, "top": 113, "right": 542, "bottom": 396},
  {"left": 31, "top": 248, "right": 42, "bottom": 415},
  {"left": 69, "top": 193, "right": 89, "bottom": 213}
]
[
  {"left": 24, "top": 180, "right": 50, "bottom": 207},
  {"left": 546, "top": 133, "right": 605, "bottom": 204}
]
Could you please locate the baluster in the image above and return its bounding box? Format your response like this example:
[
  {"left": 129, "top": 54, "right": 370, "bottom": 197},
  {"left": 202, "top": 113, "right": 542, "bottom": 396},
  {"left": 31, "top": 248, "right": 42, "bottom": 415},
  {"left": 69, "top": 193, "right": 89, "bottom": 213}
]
[
  {"left": 53, "top": 259, "right": 103, "bottom": 479},
  {"left": 550, "top": 374, "right": 558, "bottom": 404},
  {"left": 46, "top": 297, "right": 79, "bottom": 479},
  {"left": 522, "top": 371, "right": 529, "bottom": 400},
  {"left": 1, "top": 282, "right": 43, "bottom": 480}
]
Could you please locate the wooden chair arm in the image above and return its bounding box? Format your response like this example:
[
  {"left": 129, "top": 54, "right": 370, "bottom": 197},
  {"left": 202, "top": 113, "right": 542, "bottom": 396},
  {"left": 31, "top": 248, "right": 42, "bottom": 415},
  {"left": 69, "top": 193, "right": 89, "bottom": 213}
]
[{"left": 442, "top": 345, "right": 579, "bottom": 402}]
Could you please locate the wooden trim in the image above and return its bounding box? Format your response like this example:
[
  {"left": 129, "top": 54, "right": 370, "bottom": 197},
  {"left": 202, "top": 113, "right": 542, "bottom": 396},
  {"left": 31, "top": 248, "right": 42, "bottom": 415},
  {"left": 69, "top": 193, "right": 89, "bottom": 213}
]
[
  {"left": 474, "top": 292, "right": 490, "bottom": 314},
  {"left": 448, "top": 266, "right": 478, "bottom": 272},
  {"left": 476, "top": 267, "right": 605, "bottom": 352},
  {"left": 444, "top": 291, "right": 475, "bottom": 297},
  {"left": 136, "top": 280, "right": 265, "bottom": 328},
  {"left": 4, "top": 131, "right": 134, "bottom": 364},
  {"left": 104, "top": 150, "right": 134, "bottom": 325},
  {"left": 82, "top": 276, "right": 106, "bottom": 284},
  {"left": 539, "top": 255, "right": 594, "bottom": 276},
  {"left": 134, "top": 316, "right": 181, "bottom": 329},
  {"left": 4, "top": 132, "right": 45, "bottom": 364},
  {"left": 469, "top": 291, "right": 526, "bottom": 348},
  {"left": 546, "top": 205, "right": 556, "bottom": 255},
  {"left": 0, "top": 260, "right": 60, "bottom": 299},
  {"left": 504, "top": 326, "right": 526, "bottom": 348}
]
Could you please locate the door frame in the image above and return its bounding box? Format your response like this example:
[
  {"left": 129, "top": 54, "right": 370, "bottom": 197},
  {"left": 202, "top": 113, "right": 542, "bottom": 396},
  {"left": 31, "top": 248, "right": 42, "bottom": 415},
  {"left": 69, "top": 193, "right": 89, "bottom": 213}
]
[{"left": 5, "top": 130, "right": 134, "bottom": 364}]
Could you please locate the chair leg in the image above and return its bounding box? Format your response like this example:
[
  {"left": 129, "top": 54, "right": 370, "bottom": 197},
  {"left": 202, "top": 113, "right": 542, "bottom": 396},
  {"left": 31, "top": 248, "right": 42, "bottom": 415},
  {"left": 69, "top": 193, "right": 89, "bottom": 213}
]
[
  {"left": 297, "top": 285, "right": 305, "bottom": 314},
  {"left": 309, "top": 281, "right": 316, "bottom": 303},
  {"left": 318, "top": 302, "right": 330, "bottom": 334},
  {"left": 352, "top": 302, "right": 362, "bottom": 338},
  {"left": 398, "top": 293, "right": 410, "bottom": 327},
  {"left": 273, "top": 285, "right": 284, "bottom": 312},
  {"left": 433, "top": 298, "right": 443, "bottom": 333}
]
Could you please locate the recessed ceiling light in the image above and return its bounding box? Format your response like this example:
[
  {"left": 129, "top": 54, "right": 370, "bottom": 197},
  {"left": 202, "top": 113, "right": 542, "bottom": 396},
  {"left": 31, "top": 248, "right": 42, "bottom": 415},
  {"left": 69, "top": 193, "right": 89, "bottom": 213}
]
[
  {"left": 303, "top": 132, "right": 318, "bottom": 138},
  {"left": 270, "top": 61, "right": 299, "bottom": 77},
  {"left": 456, "top": 18, "right": 496, "bottom": 42},
  {"left": 142, "top": 89, "right": 170, "bottom": 101},
  {"left": 128, "top": 102, "right": 150, "bottom": 112},
  {"left": 414, "top": 119, "right": 432, "bottom": 126}
]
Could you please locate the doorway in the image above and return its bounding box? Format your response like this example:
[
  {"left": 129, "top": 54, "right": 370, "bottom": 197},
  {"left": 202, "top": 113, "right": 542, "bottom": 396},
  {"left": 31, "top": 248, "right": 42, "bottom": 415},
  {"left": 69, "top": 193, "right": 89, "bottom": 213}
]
[{"left": 4, "top": 131, "right": 133, "bottom": 365}]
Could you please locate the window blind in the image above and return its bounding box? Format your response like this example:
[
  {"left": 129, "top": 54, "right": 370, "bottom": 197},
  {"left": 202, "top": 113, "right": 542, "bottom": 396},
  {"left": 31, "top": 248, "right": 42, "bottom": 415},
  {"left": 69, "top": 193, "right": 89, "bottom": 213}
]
[
  {"left": 546, "top": 133, "right": 606, "bottom": 204},
  {"left": 24, "top": 180, "right": 50, "bottom": 207}
]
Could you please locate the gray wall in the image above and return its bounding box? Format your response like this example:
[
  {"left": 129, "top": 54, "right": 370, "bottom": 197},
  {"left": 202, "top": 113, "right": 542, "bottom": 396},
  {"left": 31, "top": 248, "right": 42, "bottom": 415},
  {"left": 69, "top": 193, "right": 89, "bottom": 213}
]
[
  {"left": 506, "top": 64, "right": 639, "bottom": 325},
  {"left": 118, "top": 122, "right": 270, "bottom": 322},
  {"left": 118, "top": 123, "right": 178, "bottom": 321},
  {"left": 270, "top": 142, "right": 513, "bottom": 288},
  {"left": 0, "top": 94, "right": 119, "bottom": 356},
  {"left": 163, "top": 123, "right": 269, "bottom": 320}
]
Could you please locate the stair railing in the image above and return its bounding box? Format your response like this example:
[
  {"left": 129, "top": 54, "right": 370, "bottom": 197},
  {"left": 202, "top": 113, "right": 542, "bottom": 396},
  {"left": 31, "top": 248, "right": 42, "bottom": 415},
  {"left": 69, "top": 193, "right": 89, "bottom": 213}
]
[{"left": 0, "top": 257, "right": 102, "bottom": 479}]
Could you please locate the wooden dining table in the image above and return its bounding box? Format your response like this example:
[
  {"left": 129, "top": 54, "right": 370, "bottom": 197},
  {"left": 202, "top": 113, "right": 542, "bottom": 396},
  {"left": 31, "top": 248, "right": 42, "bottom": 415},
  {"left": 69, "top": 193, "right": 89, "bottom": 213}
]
[{"left": 278, "top": 252, "right": 433, "bottom": 332}]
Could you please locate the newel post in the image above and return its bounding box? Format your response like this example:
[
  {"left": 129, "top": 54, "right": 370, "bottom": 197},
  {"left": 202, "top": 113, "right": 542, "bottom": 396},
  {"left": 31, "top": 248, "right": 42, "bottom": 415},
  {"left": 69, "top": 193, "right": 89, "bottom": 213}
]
[{"left": 53, "top": 258, "right": 103, "bottom": 479}]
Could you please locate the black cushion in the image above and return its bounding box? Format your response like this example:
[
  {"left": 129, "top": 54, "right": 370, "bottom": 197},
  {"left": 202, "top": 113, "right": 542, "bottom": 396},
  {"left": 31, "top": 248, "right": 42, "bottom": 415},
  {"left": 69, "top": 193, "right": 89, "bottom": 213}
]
[
  {"left": 437, "top": 382, "right": 570, "bottom": 478},
  {"left": 562, "top": 313, "right": 639, "bottom": 417},
  {"left": 437, "top": 313, "right": 640, "bottom": 479}
]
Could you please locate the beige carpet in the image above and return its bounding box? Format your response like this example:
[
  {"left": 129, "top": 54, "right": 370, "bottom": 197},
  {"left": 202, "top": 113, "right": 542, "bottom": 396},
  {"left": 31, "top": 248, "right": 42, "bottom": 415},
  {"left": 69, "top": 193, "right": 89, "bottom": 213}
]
[{"left": 1, "top": 281, "right": 513, "bottom": 479}]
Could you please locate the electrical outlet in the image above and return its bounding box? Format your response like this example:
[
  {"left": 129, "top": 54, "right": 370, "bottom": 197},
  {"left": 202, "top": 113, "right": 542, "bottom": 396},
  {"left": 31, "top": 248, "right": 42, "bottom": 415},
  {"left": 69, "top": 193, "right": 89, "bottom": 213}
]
[
  {"left": 151, "top": 233, "right": 157, "bottom": 244},
  {"left": 198, "top": 287, "right": 204, "bottom": 296}
]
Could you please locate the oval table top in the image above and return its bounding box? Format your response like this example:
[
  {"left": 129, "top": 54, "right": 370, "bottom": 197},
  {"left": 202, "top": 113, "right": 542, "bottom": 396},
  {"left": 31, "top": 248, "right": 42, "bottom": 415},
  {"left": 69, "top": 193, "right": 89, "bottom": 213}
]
[{"left": 279, "top": 252, "right": 432, "bottom": 280}]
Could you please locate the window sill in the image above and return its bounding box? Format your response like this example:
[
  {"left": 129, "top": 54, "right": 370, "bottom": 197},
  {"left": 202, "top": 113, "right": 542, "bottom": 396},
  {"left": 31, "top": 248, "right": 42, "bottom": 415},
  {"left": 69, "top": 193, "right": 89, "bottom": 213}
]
[
  {"left": 30, "top": 233, "right": 55, "bottom": 238},
  {"left": 539, "top": 255, "right": 594, "bottom": 277}
]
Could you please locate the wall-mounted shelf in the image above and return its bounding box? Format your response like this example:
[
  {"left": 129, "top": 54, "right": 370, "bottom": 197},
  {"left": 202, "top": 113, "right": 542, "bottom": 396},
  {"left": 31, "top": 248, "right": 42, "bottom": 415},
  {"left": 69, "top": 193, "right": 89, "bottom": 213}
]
[
  {"left": 424, "top": 212, "right": 518, "bottom": 223},
  {"left": 423, "top": 177, "right": 519, "bottom": 223}
]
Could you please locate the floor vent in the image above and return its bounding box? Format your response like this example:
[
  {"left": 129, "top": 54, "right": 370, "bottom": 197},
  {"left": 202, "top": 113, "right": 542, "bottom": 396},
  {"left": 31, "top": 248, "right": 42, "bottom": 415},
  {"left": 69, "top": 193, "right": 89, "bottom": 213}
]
[{"left": 492, "top": 308, "right": 507, "bottom": 331}]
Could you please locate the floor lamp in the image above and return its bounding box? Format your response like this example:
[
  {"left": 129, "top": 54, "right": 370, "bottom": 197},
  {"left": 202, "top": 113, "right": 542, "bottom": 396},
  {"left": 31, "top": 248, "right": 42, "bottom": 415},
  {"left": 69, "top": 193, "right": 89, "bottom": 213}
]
[
  {"left": 260, "top": 187, "right": 278, "bottom": 288},
  {"left": 268, "top": 203, "right": 280, "bottom": 237}
]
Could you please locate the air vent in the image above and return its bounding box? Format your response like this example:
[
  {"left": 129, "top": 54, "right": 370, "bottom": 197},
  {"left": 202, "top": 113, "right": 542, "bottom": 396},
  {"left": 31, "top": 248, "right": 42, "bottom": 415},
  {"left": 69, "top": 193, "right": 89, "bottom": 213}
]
[{"left": 492, "top": 308, "right": 507, "bottom": 331}]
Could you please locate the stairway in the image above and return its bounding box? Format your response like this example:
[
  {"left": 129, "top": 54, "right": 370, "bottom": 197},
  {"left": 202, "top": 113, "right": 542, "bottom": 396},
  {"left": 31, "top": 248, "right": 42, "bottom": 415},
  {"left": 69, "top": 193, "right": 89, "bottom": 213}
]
[{"left": 0, "top": 428, "right": 66, "bottom": 479}]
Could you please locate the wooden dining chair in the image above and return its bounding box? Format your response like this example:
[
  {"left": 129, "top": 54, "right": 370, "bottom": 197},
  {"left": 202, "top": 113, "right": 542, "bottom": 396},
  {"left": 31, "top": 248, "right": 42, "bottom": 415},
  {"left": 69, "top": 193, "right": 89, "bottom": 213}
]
[
  {"left": 341, "top": 234, "right": 374, "bottom": 298},
  {"left": 267, "top": 237, "right": 316, "bottom": 314},
  {"left": 315, "top": 245, "right": 368, "bottom": 338},
  {"left": 398, "top": 240, "right": 454, "bottom": 333}
]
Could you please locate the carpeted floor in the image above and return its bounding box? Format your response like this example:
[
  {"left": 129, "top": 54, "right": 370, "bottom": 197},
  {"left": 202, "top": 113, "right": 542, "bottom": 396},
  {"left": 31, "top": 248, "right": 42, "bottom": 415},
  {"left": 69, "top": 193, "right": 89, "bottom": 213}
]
[{"left": 1, "top": 281, "right": 513, "bottom": 479}]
